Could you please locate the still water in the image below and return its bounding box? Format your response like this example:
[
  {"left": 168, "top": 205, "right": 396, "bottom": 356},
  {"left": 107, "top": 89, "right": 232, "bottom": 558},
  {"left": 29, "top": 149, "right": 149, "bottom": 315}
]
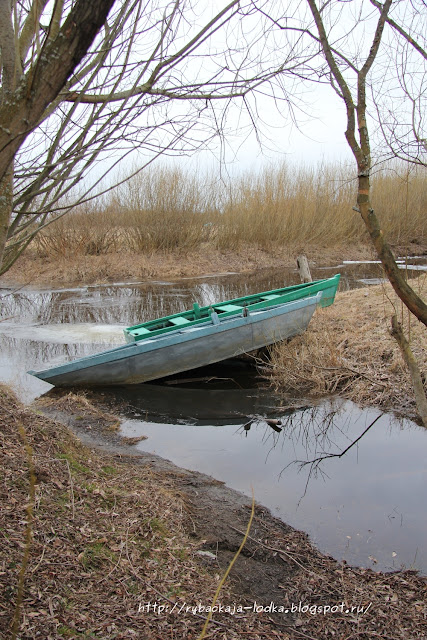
[{"left": 1, "top": 259, "right": 426, "bottom": 574}]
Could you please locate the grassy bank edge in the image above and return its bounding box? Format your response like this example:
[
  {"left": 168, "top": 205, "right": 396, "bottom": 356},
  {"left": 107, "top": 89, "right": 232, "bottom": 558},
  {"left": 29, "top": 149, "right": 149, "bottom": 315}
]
[
  {"left": 268, "top": 276, "right": 427, "bottom": 423},
  {"left": 0, "top": 242, "right": 383, "bottom": 288}
]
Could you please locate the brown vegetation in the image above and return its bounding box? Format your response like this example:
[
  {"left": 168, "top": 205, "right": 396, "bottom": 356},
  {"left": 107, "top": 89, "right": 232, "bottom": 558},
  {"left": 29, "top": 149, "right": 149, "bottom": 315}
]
[
  {"left": 267, "top": 276, "right": 427, "bottom": 423},
  {"left": 0, "top": 385, "right": 255, "bottom": 639},
  {"left": 2, "top": 161, "right": 426, "bottom": 287},
  {"left": 40, "top": 162, "right": 427, "bottom": 252},
  {"left": 2, "top": 385, "right": 427, "bottom": 639},
  {"left": 3, "top": 241, "right": 377, "bottom": 287}
]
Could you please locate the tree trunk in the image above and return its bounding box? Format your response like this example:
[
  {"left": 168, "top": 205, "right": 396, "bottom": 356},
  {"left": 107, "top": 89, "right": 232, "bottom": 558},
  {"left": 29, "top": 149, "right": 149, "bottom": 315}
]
[
  {"left": 0, "top": 166, "right": 13, "bottom": 270},
  {"left": 357, "top": 174, "right": 427, "bottom": 327},
  {"left": 391, "top": 315, "right": 427, "bottom": 428},
  {"left": 0, "top": 0, "right": 116, "bottom": 265}
]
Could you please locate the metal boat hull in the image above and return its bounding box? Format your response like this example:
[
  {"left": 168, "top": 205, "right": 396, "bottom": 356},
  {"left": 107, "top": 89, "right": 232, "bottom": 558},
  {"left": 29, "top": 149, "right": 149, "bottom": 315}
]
[{"left": 28, "top": 295, "right": 320, "bottom": 387}]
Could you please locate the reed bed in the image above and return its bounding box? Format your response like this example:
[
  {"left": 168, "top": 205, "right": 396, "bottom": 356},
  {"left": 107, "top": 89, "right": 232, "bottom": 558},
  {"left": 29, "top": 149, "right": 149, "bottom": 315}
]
[
  {"left": 34, "top": 205, "right": 122, "bottom": 259},
  {"left": 267, "top": 275, "right": 427, "bottom": 422},
  {"left": 32, "top": 161, "right": 427, "bottom": 259}
]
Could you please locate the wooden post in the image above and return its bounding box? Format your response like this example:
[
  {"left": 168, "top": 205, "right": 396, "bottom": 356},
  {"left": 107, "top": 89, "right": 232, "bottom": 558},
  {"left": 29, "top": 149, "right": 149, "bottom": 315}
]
[{"left": 296, "top": 254, "right": 312, "bottom": 283}]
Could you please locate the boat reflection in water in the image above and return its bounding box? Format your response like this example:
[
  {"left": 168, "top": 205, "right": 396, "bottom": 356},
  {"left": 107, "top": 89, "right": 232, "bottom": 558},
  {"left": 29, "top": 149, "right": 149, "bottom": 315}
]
[{"left": 88, "top": 358, "right": 308, "bottom": 427}]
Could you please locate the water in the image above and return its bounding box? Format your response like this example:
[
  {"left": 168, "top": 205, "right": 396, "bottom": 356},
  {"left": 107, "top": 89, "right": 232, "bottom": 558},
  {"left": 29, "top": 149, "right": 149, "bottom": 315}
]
[
  {"left": 0, "top": 258, "right": 426, "bottom": 574},
  {"left": 115, "top": 394, "right": 426, "bottom": 573}
]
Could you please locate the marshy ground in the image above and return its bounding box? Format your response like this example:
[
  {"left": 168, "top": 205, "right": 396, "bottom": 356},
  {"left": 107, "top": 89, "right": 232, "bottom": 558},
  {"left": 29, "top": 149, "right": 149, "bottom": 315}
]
[
  {"left": 1, "top": 231, "right": 427, "bottom": 638},
  {"left": 2, "top": 386, "right": 427, "bottom": 640}
]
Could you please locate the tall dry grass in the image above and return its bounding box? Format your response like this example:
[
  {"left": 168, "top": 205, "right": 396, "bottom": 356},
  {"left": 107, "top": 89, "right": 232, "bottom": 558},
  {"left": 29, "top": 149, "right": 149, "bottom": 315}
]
[
  {"left": 113, "top": 166, "right": 217, "bottom": 252},
  {"left": 34, "top": 204, "right": 121, "bottom": 258},
  {"left": 371, "top": 163, "right": 427, "bottom": 246},
  {"left": 267, "top": 276, "right": 427, "bottom": 422},
  {"left": 215, "top": 163, "right": 359, "bottom": 250},
  {"left": 33, "top": 161, "right": 427, "bottom": 258}
]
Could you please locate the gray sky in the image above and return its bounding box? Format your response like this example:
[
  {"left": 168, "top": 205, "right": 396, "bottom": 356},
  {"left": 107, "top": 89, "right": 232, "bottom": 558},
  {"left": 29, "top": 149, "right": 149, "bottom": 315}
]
[{"left": 180, "top": 82, "right": 353, "bottom": 174}]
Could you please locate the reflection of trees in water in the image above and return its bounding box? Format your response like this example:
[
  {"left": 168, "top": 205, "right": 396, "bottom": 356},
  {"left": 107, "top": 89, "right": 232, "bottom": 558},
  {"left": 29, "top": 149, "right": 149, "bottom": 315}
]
[
  {"left": 238, "top": 402, "right": 384, "bottom": 500},
  {"left": 1, "top": 260, "right": 426, "bottom": 326},
  {"left": 3, "top": 260, "right": 424, "bottom": 331},
  {"left": 0, "top": 336, "right": 110, "bottom": 370},
  {"left": 1, "top": 281, "right": 271, "bottom": 327},
  {"left": 0, "top": 291, "right": 55, "bottom": 324},
  {"left": 293, "top": 412, "right": 382, "bottom": 500}
]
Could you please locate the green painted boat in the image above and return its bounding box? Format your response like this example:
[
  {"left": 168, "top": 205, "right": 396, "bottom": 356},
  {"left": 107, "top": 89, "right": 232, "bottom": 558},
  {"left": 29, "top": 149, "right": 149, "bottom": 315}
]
[
  {"left": 124, "top": 274, "right": 341, "bottom": 343},
  {"left": 28, "top": 275, "right": 340, "bottom": 387}
]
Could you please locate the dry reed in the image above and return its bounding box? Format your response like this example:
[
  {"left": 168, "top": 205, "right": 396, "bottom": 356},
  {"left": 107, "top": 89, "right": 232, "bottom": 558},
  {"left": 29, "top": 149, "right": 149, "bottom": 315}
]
[
  {"left": 32, "top": 161, "right": 427, "bottom": 259},
  {"left": 267, "top": 275, "right": 427, "bottom": 422}
]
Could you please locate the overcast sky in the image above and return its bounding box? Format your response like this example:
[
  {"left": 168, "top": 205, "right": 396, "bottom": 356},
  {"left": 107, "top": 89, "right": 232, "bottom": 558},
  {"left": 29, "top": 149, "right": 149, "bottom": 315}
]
[{"left": 178, "top": 81, "right": 353, "bottom": 175}]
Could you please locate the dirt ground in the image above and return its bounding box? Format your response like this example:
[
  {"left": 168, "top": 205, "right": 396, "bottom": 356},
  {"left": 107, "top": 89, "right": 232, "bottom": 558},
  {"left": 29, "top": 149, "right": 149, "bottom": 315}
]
[{"left": 2, "top": 387, "right": 427, "bottom": 640}]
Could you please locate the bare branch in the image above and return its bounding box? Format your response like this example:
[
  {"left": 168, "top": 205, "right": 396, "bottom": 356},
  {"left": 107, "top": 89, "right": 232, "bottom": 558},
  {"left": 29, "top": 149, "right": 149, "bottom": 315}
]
[
  {"left": 370, "top": 0, "right": 427, "bottom": 60},
  {"left": 306, "top": 0, "right": 361, "bottom": 164},
  {"left": 0, "top": 0, "right": 116, "bottom": 181}
]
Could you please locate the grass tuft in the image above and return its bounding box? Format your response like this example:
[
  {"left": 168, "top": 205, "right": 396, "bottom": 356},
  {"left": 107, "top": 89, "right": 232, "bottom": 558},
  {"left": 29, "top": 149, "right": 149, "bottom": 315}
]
[{"left": 267, "top": 275, "right": 427, "bottom": 422}]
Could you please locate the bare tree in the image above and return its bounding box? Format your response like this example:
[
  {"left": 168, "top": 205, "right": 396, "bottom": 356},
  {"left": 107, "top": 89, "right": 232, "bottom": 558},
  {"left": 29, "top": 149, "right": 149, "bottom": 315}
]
[
  {"left": 0, "top": 0, "right": 307, "bottom": 275},
  {"left": 302, "top": 0, "right": 427, "bottom": 328},
  {"left": 249, "top": 0, "right": 426, "bottom": 421},
  {"left": 275, "top": 0, "right": 427, "bottom": 423},
  {"left": 0, "top": 0, "right": 117, "bottom": 269},
  {"left": 369, "top": 0, "right": 427, "bottom": 166},
  {"left": 2, "top": 1, "right": 424, "bottom": 326},
  {"left": 254, "top": 1, "right": 426, "bottom": 323}
]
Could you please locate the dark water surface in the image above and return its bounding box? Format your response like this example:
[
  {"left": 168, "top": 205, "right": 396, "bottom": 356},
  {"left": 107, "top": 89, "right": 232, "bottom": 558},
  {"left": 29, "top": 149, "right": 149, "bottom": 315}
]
[
  {"left": 117, "top": 392, "right": 426, "bottom": 574},
  {"left": 1, "top": 258, "right": 426, "bottom": 574}
]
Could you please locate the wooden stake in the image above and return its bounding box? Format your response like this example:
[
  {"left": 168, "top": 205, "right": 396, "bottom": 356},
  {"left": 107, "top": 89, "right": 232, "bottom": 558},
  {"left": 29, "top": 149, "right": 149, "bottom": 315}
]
[{"left": 297, "top": 255, "right": 312, "bottom": 283}]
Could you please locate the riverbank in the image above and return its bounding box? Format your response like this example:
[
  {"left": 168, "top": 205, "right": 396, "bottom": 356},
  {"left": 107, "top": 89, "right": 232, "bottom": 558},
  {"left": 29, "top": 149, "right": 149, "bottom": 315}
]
[
  {"left": 0, "top": 242, "right": 388, "bottom": 287},
  {"left": 2, "top": 385, "right": 427, "bottom": 640},
  {"left": 2, "top": 248, "right": 426, "bottom": 424},
  {"left": 268, "top": 276, "right": 427, "bottom": 423}
]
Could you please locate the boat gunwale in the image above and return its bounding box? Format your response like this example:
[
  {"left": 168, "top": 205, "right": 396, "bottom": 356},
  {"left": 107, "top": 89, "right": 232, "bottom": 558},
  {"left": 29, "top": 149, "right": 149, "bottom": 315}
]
[{"left": 124, "top": 274, "right": 340, "bottom": 342}]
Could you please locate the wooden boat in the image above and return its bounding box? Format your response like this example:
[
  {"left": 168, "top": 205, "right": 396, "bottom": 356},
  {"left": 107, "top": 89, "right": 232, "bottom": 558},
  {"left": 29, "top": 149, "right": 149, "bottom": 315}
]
[{"left": 28, "top": 275, "right": 340, "bottom": 387}]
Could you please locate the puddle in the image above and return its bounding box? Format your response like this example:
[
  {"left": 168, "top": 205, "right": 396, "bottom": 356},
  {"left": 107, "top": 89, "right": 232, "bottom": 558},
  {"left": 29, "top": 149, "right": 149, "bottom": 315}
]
[
  {"left": 0, "top": 260, "right": 426, "bottom": 574},
  {"left": 399, "top": 264, "right": 427, "bottom": 271},
  {"left": 357, "top": 278, "right": 388, "bottom": 286}
]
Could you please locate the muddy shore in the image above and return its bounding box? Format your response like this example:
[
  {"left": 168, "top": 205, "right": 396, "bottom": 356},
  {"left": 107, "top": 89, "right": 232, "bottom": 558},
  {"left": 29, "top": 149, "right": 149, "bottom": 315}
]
[{"left": 2, "top": 387, "right": 427, "bottom": 639}]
